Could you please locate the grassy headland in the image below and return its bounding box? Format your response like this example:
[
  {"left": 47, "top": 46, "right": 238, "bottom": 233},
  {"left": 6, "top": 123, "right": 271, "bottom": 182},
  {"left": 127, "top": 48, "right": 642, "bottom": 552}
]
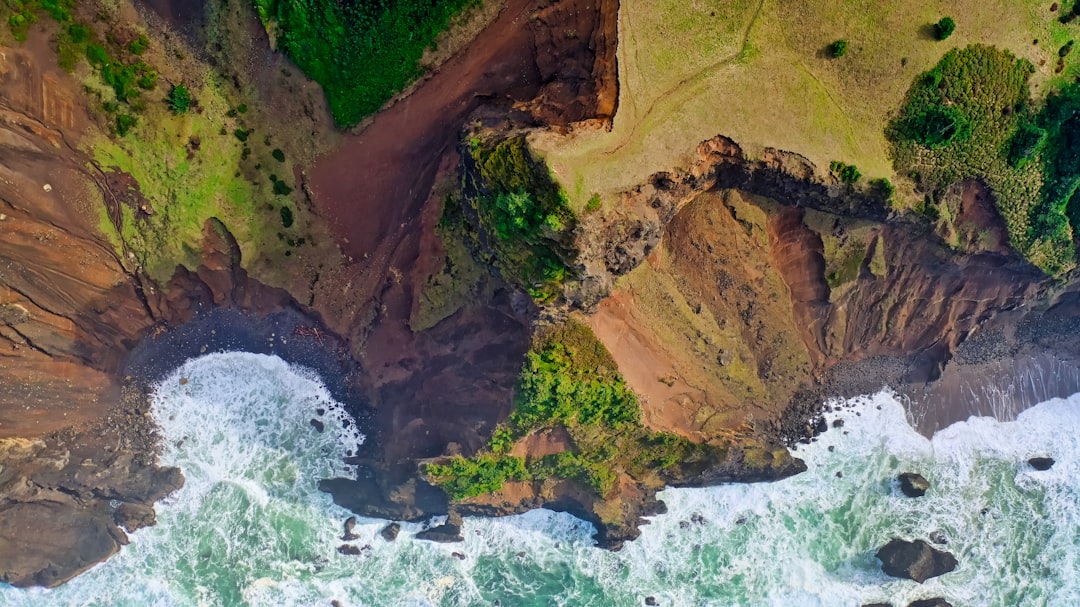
[{"left": 532, "top": 0, "right": 1080, "bottom": 217}]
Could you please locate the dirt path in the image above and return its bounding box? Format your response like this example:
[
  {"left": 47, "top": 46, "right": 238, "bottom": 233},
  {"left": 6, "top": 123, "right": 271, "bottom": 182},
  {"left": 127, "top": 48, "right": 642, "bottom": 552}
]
[{"left": 306, "top": 0, "right": 542, "bottom": 261}]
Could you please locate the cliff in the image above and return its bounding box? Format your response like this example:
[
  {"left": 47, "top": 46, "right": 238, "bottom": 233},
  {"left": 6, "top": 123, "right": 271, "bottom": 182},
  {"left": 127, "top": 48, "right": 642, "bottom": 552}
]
[{"left": 3, "top": 0, "right": 1080, "bottom": 588}]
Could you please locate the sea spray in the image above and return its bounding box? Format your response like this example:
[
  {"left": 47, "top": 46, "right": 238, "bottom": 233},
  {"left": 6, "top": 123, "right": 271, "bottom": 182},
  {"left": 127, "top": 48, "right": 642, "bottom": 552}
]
[{"left": 0, "top": 353, "right": 1078, "bottom": 606}]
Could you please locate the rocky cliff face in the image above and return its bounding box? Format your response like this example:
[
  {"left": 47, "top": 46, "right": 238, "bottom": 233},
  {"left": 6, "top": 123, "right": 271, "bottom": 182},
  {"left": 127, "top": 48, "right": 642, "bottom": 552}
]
[{"left": 3, "top": 0, "right": 1080, "bottom": 588}]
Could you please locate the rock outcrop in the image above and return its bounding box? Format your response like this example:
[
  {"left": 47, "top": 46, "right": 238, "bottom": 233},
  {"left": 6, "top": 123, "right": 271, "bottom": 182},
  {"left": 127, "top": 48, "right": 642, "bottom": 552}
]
[
  {"left": 1029, "top": 457, "right": 1055, "bottom": 470},
  {"left": 899, "top": 473, "right": 931, "bottom": 497},
  {"left": 876, "top": 538, "right": 958, "bottom": 583}
]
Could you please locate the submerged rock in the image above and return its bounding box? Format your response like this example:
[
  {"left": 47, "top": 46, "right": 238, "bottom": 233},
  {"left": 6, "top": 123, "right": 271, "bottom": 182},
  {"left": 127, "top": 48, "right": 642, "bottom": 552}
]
[
  {"left": 1028, "top": 457, "right": 1055, "bottom": 470},
  {"left": 929, "top": 530, "right": 948, "bottom": 545},
  {"left": 908, "top": 599, "right": 953, "bottom": 607},
  {"left": 898, "top": 472, "right": 930, "bottom": 497},
  {"left": 876, "top": 538, "right": 957, "bottom": 583},
  {"left": 645, "top": 597, "right": 658, "bottom": 606},
  {"left": 380, "top": 522, "right": 401, "bottom": 541}
]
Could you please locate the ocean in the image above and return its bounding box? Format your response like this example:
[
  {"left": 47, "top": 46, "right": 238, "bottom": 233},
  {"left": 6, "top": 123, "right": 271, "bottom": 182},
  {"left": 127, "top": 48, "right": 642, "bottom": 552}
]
[{"left": 1, "top": 351, "right": 1077, "bottom": 607}]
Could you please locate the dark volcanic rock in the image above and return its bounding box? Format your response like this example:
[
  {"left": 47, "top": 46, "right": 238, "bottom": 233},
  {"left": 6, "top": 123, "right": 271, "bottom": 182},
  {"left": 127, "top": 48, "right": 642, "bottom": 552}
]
[
  {"left": 337, "top": 544, "right": 361, "bottom": 556},
  {"left": 342, "top": 516, "right": 359, "bottom": 541},
  {"left": 876, "top": 538, "right": 958, "bottom": 583},
  {"left": 908, "top": 599, "right": 953, "bottom": 607},
  {"left": 929, "top": 530, "right": 948, "bottom": 545},
  {"left": 899, "top": 472, "right": 931, "bottom": 497},
  {"left": 415, "top": 511, "right": 464, "bottom": 544},
  {"left": 645, "top": 597, "right": 658, "bottom": 606},
  {"left": 380, "top": 522, "right": 401, "bottom": 541},
  {"left": 310, "top": 419, "right": 325, "bottom": 433},
  {"left": 862, "top": 603, "right": 892, "bottom": 607},
  {"left": 1029, "top": 457, "right": 1055, "bottom": 470}
]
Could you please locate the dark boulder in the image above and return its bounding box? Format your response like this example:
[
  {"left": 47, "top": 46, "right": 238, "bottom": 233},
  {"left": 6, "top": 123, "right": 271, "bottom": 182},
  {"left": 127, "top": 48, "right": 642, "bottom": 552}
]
[
  {"left": 928, "top": 530, "right": 948, "bottom": 545},
  {"left": 876, "top": 538, "right": 957, "bottom": 583},
  {"left": 336, "top": 544, "right": 361, "bottom": 556},
  {"left": 416, "top": 511, "right": 464, "bottom": 544},
  {"left": 908, "top": 599, "right": 952, "bottom": 607},
  {"left": 310, "top": 419, "right": 325, "bottom": 433},
  {"left": 645, "top": 597, "right": 658, "bottom": 606},
  {"left": 380, "top": 522, "right": 401, "bottom": 541},
  {"left": 1028, "top": 457, "right": 1055, "bottom": 470},
  {"left": 861, "top": 603, "right": 892, "bottom": 607},
  {"left": 342, "top": 516, "right": 359, "bottom": 541},
  {"left": 898, "top": 473, "right": 930, "bottom": 497}
]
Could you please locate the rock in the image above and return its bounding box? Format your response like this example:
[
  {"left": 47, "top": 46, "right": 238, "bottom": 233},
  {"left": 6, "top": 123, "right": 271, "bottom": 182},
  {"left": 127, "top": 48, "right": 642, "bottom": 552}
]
[
  {"left": 0, "top": 502, "right": 124, "bottom": 588},
  {"left": 861, "top": 604, "right": 892, "bottom": 607},
  {"left": 337, "top": 544, "right": 361, "bottom": 556},
  {"left": 380, "top": 522, "right": 401, "bottom": 541},
  {"left": 876, "top": 538, "right": 957, "bottom": 583},
  {"left": 645, "top": 597, "right": 658, "bottom": 606},
  {"left": 331, "top": 601, "right": 343, "bottom": 607},
  {"left": 415, "top": 511, "right": 464, "bottom": 543},
  {"left": 451, "top": 551, "right": 466, "bottom": 560},
  {"left": 832, "top": 418, "right": 845, "bottom": 428},
  {"left": 929, "top": 530, "right": 948, "bottom": 545},
  {"left": 835, "top": 471, "right": 843, "bottom": 478},
  {"left": 113, "top": 503, "right": 157, "bottom": 532},
  {"left": 908, "top": 600, "right": 952, "bottom": 607},
  {"left": 342, "top": 516, "right": 359, "bottom": 541},
  {"left": 898, "top": 472, "right": 930, "bottom": 497},
  {"left": 310, "top": 418, "right": 325, "bottom": 433},
  {"left": 1028, "top": 457, "right": 1055, "bottom": 470}
]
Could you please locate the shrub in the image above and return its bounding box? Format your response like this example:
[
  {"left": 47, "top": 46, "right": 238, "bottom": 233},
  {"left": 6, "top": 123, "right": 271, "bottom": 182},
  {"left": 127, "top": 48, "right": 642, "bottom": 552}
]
[
  {"left": 279, "top": 205, "right": 294, "bottom": 228},
  {"left": 425, "top": 454, "right": 528, "bottom": 500},
  {"left": 829, "top": 39, "right": 848, "bottom": 58},
  {"left": 829, "top": 160, "right": 861, "bottom": 184},
  {"left": 271, "top": 148, "right": 286, "bottom": 162},
  {"left": 128, "top": 34, "right": 149, "bottom": 55},
  {"left": 115, "top": 113, "right": 136, "bottom": 136},
  {"left": 233, "top": 127, "right": 249, "bottom": 142},
  {"left": 870, "top": 178, "right": 895, "bottom": 200},
  {"left": 934, "top": 17, "right": 956, "bottom": 41},
  {"left": 166, "top": 84, "right": 191, "bottom": 113}
]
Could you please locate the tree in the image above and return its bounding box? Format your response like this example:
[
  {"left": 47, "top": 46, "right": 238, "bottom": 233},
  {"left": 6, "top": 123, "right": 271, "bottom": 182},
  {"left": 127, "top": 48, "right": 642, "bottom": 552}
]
[
  {"left": 934, "top": 17, "right": 956, "bottom": 41},
  {"left": 829, "top": 39, "right": 849, "bottom": 58},
  {"left": 166, "top": 84, "right": 191, "bottom": 113}
]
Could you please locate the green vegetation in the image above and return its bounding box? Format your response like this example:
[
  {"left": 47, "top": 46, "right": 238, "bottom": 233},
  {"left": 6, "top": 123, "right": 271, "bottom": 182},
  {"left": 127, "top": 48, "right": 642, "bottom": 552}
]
[
  {"left": 425, "top": 321, "right": 729, "bottom": 500},
  {"left": 252, "top": 0, "right": 477, "bottom": 126},
  {"left": 128, "top": 33, "right": 149, "bottom": 55},
  {"left": 870, "top": 177, "right": 895, "bottom": 200},
  {"left": 425, "top": 454, "right": 528, "bottom": 500},
  {"left": 114, "top": 113, "right": 136, "bottom": 136},
  {"left": 933, "top": 17, "right": 956, "bottom": 41},
  {"left": 271, "top": 148, "right": 286, "bottom": 162},
  {"left": 829, "top": 160, "right": 861, "bottom": 184},
  {"left": 166, "top": 84, "right": 192, "bottom": 114},
  {"left": 460, "top": 135, "right": 577, "bottom": 301},
  {"left": 888, "top": 45, "right": 1076, "bottom": 274},
  {"left": 828, "top": 39, "right": 848, "bottom": 58}
]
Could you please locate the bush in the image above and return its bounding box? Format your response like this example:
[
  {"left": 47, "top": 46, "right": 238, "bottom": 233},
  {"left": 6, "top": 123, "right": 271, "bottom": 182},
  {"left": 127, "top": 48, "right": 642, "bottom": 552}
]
[
  {"left": 425, "top": 454, "right": 528, "bottom": 500},
  {"left": 271, "top": 148, "right": 286, "bottom": 162},
  {"left": 115, "top": 113, "right": 136, "bottom": 136},
  {"left": 128, "top": 34, "right": 149, "bottom": 55},
  {"left": 870, "top": 178, "right": 895, "bottom": 200},
  {"left": 166, "top": 84, "right": 191, "bottom": 113},
  {"left": 829, "top": 39, "right": 848, "bottom": 58},
  {"left": 934, "top": 17, "right": 956, "bottom": 41},
  {"left": 279, "top": 205, "right": 294, "bottom": 228},
  {"left": 829, "top": 160, "right": 861, "bottom": 184}
]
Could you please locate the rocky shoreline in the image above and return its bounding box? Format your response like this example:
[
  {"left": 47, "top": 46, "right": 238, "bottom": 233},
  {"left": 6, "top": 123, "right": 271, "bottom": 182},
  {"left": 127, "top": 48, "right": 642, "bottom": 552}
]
[{"left": 4, "top": 0, "right": 1080, "bottom": 590}]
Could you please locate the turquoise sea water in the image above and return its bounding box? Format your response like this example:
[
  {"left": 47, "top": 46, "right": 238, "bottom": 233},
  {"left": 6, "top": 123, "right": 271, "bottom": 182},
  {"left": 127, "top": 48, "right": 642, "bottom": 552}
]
[{"left": 2, "top": 351, "right": 1079, "bottom": 606}]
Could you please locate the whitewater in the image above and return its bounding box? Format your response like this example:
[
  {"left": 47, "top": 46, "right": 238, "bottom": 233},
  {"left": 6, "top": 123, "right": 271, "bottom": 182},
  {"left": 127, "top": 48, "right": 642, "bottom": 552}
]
[{"left": 1, "top": 351, "right": 1078, "bottom": 606}]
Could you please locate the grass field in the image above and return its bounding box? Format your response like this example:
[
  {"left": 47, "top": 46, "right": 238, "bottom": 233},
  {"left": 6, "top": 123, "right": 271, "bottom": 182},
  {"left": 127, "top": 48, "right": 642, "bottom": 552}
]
[{"left": 533, "top": 0, "right": 1080, "bottom": 212}]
